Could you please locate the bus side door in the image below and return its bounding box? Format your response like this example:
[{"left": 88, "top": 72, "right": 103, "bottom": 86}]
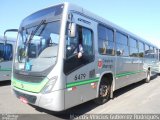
[{"left": 64, "top": 14, "right": 97, "bottom": 109}]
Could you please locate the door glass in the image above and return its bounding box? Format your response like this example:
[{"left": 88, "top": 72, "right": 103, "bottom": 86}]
[
  {"left": 82, "top": 28, "right": 93, "bottom": 58},
  {"left": 64, "top": 25, "right": 94, "bottom": 74}
]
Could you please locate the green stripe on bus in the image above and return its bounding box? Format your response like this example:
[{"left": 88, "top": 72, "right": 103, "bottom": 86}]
[
  {"left": 66, "top": 70, "right": 145, "bottom": 88},
  {"left": 0, "top": 68, "right": 12, "bottom": 71},
  {"left": 12, "top": 70, "right": 146, "bottom": 91},
  {"left": 116, "top": 70, "right": 145, "bottom": 78},
  {"left": 66, "top": 77, "right": 99, "bottom": 88},
  {"left": 12, "top": 77, "right": 49, "bottom": 93}
]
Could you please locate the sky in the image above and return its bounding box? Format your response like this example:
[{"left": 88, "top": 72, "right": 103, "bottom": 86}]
[{"left": 0, "top": 0, "right": 160, "bottom": 47}]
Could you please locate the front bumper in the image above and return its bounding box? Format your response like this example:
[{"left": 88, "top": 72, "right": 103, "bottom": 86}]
[{"left": 12, "top": 87, "right": 65, "bottom": 111}]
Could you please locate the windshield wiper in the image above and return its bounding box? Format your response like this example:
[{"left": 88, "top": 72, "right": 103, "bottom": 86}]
[
  {"left": 23, "top": 20, "right": 46, "bottom": 66},
  {"left": 27, "top": 20, "right": 46, "bottom": 44}
]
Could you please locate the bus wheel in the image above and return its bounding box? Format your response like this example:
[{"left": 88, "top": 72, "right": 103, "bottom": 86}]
[
  {"left": 145, "top": 70, "right": 151, "bottom": 83},
  {"left": 94, "top": 79, "right": 111, "bottom": 105}
]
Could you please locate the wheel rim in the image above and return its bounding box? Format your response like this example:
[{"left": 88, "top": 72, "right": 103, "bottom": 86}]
[{"left": 100, "top": 85, "right": 109, "bottom": 97}]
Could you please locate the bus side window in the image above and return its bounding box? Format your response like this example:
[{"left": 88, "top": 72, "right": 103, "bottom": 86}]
[
  {"left": 129, "top": 38, "right": 138, "bottom": 57},
  {"left": 98, "top": 25, "right": 115, "bottom": 56},
  {"left": 82, "top": 27, "right": 94, "bottom": 60},
  {"left": 139, "top": 41, "right": 144, "bottom": 58},
  {"left": 144, "top": 44, "right": 150, "bottom": 58},
  {"left": 116, "top": 32, "right": 129, "bottom": 57}
]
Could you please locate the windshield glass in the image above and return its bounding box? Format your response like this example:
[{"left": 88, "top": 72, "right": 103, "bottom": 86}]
[{"left": 14, "top": 21, "right": 60, "bottom": 73}]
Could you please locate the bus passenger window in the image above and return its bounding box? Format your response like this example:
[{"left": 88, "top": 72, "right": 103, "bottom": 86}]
[
  {"left": 116, "top": 32, "right": 129, "bottom": 56},
  {"left": 129, "top": 38, "right": 138, "bottom": 57},
  {"left": 98, "top": 25, "right": 114, "bottom": 55},
  {"left": 139, "top": 41, "right": 144, "bottom": 58},
  {"left": 144, "top": 44, "right": 150, "bottom": 58}
]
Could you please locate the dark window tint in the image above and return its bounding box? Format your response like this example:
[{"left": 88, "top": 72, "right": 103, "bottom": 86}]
[{"left": 98, "top": 25, "right": 115, "bottom": 55}]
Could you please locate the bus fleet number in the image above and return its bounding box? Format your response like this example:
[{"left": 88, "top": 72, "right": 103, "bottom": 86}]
[{"left": 75, "top": 74, "right": 86, "bottom": 81}]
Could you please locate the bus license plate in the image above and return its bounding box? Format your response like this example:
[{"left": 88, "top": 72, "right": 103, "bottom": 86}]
[{"left": 19, "top": 96, "right": 28, "bottom": 104}]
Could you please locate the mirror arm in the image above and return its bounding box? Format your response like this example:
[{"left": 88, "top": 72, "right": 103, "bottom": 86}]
[
  {"left": 4, "top": 29, "right": 18, "bottom": 37},
  {"left": 3, "top": 29, "right": 18, "bottom": 44}
]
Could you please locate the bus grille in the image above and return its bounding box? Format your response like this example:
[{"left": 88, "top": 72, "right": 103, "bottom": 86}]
[{"left": 14, "top": 73, "right": 45, "bottom": 83}]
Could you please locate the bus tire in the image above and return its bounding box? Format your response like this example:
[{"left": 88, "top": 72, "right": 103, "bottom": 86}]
[
  {"left": 145, "top": 70, "right": 151, "bottom": 83},
  {"left": 94, "top": 79, "right": 111, "bottom": 105}
]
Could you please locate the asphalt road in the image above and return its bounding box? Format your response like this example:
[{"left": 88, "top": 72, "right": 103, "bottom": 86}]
[{"left": 0, "top": 75, "right": 160, "bottom": 120}]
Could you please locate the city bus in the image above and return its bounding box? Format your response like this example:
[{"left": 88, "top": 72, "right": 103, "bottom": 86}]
[
  {"left": 10, "top": 2, "right": 159, "bottom": 111},
  {"left": 0, "top": 37, "right": 16, "bottom": 81}
]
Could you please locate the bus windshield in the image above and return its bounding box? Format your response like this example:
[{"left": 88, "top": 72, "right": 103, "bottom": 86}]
[{"left": 14, "top": 21, "right": 60, "bottom": 73}]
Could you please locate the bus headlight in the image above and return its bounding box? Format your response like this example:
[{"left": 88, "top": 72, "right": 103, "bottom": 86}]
[{"left": 41, "top": 76, "right": 57, "bottom": 94}]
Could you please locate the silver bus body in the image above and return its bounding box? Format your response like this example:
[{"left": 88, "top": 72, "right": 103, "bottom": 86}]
[{"left": 12, "top": 3, "right": 159, "bottom": 111}]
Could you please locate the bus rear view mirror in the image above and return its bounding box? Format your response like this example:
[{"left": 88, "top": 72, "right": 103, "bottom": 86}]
[{"left": 68, "top": 23, "right": 76, "bottom": 38}]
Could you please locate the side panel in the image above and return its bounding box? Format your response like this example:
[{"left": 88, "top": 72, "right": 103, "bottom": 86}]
[
  {"left": 115, "top": 57, "right": 146, "bottom": 90},
  {"left": 115, "top": 57, "right": 134, "bottom": 89},
  {"left": 0, "top": 61, "right": 12, "bottom": 81}
]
